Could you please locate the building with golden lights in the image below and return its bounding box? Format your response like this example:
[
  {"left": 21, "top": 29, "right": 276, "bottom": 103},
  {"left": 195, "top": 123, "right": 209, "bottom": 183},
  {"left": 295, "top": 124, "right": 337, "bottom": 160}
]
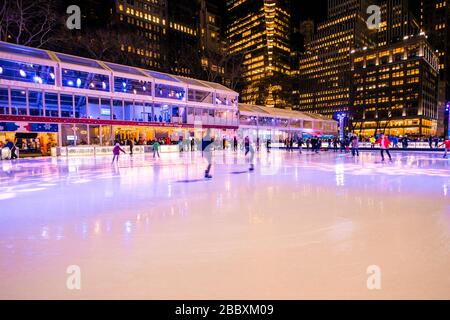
[
  {"left": 376, "top": 0, "right": 420, "bottom": 47},
  {"left": 420, "top": 0, "right": 450, "bottom": 136},
  {"left": 296, "top": 0, "right": 375, "bottom": 117},
  {"left": 226, "top": 0, "right": 292, "bottom": 108},
  {"left": 350, "top": 35, "right": 439, "bottom": 137}
]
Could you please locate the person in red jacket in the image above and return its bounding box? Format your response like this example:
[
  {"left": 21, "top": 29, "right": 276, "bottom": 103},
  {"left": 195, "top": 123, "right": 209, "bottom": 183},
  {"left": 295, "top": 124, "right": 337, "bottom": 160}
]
[
  {"left": 375, "top": 134, "right": 392, "bottom": 162},
  {"left": 439, "top": 137, "right": 450, "bottom": 159}
]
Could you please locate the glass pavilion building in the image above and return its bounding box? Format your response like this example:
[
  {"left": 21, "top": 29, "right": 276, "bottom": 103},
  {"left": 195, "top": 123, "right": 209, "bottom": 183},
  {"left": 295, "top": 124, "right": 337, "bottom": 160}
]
[
  {"left": 0, "top": 41, "right": 239, "bottom": 155},
  {"left": 0, "top": 41, "right": 336, "bottom": 157}
]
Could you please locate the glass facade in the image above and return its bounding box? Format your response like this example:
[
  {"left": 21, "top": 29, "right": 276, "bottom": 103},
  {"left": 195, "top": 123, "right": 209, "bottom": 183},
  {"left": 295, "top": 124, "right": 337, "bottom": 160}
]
[
  {"left": 114, "top": 77, "right": 151, "bottom": 96},
  {"left": 155, "top": 83, "right": 185, "bottom": 101},
  {"left": 62, "top": 69, "right": 109, "bottom": 92},
  {"left": 0, "top": 58, "right": 55, "bottom": 85},
  {"left": 188, "top": 89, "right": 213, "bottom": 104}
]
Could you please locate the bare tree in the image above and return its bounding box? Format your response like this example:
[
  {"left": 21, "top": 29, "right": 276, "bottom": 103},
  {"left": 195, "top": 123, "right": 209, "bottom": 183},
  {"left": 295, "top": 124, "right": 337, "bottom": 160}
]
[
  {"left": 0, "top": 0, "right": 57, "bottom": 48},
  {"left": 223, "top": 51, "right": 246, "bottom": 91},
  {"left": 49, "top": 26, "right": 149, "bottom": 69}
]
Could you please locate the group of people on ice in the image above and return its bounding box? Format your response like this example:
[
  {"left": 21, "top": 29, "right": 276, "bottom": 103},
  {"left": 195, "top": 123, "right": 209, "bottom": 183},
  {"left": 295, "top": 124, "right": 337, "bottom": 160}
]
[{"left": 109, "top": 131, "right": 450, "bottom": 180}]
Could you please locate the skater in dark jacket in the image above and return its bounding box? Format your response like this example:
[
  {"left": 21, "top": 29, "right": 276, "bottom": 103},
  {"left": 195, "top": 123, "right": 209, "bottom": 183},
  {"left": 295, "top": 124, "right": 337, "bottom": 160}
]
[{"left": 202, "top": 129, "right": 215, "bottom": 178}]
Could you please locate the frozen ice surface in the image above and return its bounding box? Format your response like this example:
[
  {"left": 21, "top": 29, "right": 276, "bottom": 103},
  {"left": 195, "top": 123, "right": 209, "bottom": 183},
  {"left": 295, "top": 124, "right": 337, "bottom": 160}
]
[{"left": 0, "top": 150, "right": 449, "bottom": 299}]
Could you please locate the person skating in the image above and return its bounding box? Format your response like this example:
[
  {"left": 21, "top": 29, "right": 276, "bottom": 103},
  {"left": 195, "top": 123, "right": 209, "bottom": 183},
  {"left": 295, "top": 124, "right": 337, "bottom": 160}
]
[
  {"left": 434, "top": 136, "right": 439, "bottom": 149},
  {"left": 298, "top": 137, "right": 304, "bottom": 154},
  {"left": 266, "top": 139, "right": 271, "bottom": 153},
  {"left": 5, "top": 139, "right": 18, "bottom": 160},
  {"left": 392, "top": 136, "right": 399, "bottom": 148},
  {"left": 333, "top": 138, "right": 338, "bottom": 152},
  {"left": 351, "top": 134, "right": 359, "bottom": 157},
  {"left": 401, "top": 135, "right": 409, "bottom": 149},
  {"left": 439, "top": 137, "right": 450, "bottom": 158},
  {"left": 244, "top": 135, "right": 250, "bottom": 155},
  {"left": 202, "top": 129, "right": 214, "bottom": 179},
  {"left": 233, "top": 136, "right": 238, "bottom": 152},
  {"left": 112, "top": 142, "right": 126, "bottom": 163},
  {"left": 127, "top": 139, "right": 134, "bottom": 155},
  {"left": 369, "top": 136, "right": 376, "bottom": 149},
  {"left": 152, "top": 140, "right": 160, "bottom": 158},
  {"left": 375, "top": 134, "right": 392, "bottom": 162},
  {"left": 244, "top": 136, "right": 255, "bottom": 171}
]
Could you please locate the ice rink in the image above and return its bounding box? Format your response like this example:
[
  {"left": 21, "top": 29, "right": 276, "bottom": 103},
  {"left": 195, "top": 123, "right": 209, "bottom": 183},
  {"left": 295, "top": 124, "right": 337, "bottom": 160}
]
[{"left": 0, "top": 149, "right": 449, "bottom": 299}]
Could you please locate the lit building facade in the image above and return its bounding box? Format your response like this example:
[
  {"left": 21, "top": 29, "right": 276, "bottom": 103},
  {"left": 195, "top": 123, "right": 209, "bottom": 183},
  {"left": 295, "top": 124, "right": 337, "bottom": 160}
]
[
  {"left": 114, "top": 0, "right": 169, "bottom": 69},
  {"left": 420, "top": 0, "right": 450, "bottom": 136},
  {"left": 350, "top": 35, "right": 439, "bottom": 137},
  {"left": 0, "top": 41, "right": 239, "bottom": 155},
  {"left": 377, "top": 0, "right": 420, "bottom": 47},
  {"left": 297, "top": 0, "right": 375, "bottom": 117},
  {"left": 78, "top": 0, "right": 203, "bottom": 76},
  {"left": 226, "top": 0, "right": 292, "bottom": 108},
  {"left": 199, "top": 0, "right": 226, "bottom": 80},
  {"left": 238, "top": 103, "right": 338, "bottom": 144}
]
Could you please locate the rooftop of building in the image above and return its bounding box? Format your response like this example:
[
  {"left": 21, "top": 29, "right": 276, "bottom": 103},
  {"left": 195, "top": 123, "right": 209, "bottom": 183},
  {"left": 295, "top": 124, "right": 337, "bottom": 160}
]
[{"left": 0, "top": 41, "right": 237, "bottom": 95}]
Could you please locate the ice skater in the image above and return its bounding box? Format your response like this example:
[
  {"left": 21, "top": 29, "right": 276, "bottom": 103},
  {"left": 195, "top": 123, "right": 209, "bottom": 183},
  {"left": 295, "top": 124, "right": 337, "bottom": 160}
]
[
  {"left": 112, "top": 142, "right": 126, "bottom": 163},
  {"left": 351, "top": 134, "right": 359, "bottom": 157},
  {"left": 375, "top": 134, "right": 392, "bottom": 162},
  {"left": 439, "top": 137, "right": 450, "bottom": 158},
  {"left": 202, "top": 129, "right": 214, "bottom": 179},
  {"left": 298, "top": 137, "right": 304, "bottom": 154},
  {"left": 244, "top": 136, "right": 255, "bottom": 171},
  {"left": 152, "top": 140, "right": 160, "bottom": 158},
  {"left": 127, "top": 139, "right": 134, "bottom": 156},
  {"left": 5, "top": 139, "right": 18, "bottom": 160}
]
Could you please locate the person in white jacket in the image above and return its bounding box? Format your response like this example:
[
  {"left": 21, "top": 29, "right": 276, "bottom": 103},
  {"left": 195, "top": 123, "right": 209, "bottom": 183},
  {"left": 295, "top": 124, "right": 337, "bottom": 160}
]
[{"left": 244, "top": 136, "right": 255, "bottom": 171}]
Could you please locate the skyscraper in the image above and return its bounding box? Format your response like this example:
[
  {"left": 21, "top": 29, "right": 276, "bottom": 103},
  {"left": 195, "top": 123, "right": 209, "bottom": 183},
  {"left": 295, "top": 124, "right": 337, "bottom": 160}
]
[
  {"left": 226, "top": 0, "right": 292, "bottom": 108},
  {"left": 114, "top": 0, "right": 169, "bottom": 70},
  {"left": 57, "top": 1, "right": 209, "bottom": 78},
  {"left": 377, "top": 0, "right": 420, "bottom": 46},
  {"left": 420, "top": 0, "right": 450, "bottom": 136},
  {"left": 350, "top": 35, "right": 439, "bottom": 137},
  {"left": 296, "top": 0, "right": 375, "bottom": 117}
]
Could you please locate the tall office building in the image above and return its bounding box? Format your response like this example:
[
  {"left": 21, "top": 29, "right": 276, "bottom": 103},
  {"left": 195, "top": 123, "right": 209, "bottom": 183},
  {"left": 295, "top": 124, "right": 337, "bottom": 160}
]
[
  {"left": 420, "top": 0, "right": 450, "bottom": 136},
  {"left": 226, "top": 0, "right": 292, "bottom": 108},
  {"left": 57, "top": 1, "right": 207, "bottom": 77},
  {"left": 296, "top": 0, "right": 375, "bottom": 117},
  {"left": 350, "top": 35, "right": 439, "bottom": 137},
  {"left": 116, "top": 0, "right": 200, "bottom": 75},
  {"left": 114, "top": 0, "right": 169, "bottom": 70},
  {"left": 377, "top": 0, "right": 420, "bottom": 46},
  {"left": 199, "top": 0, "right": 226, "bottom": 82}
]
